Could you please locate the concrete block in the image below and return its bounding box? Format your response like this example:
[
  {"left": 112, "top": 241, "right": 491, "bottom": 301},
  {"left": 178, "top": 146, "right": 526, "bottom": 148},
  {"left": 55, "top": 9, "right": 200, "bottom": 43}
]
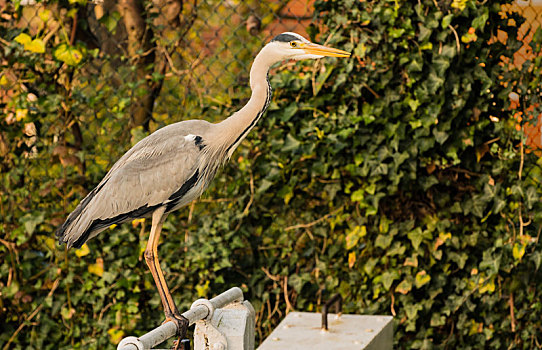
[{"left": 257, "top": 312, "right": 393, "bottom": 350}]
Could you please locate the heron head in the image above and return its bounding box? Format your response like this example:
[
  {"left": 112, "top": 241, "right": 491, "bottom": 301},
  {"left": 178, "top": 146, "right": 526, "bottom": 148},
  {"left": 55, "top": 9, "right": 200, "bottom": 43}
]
[{"left": 267, "top": 32, "right": 350, "bottom": 61}]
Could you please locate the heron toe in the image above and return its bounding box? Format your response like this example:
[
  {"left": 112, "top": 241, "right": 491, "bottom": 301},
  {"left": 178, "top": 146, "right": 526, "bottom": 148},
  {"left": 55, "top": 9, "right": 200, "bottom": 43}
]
[{"left": 164, "top": 313, "right": 190, "bottom": 338}]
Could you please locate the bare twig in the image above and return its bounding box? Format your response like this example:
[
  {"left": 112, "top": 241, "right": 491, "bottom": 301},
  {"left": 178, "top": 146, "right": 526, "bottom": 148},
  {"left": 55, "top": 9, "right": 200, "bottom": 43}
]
[
  {"left": 184, "top": 201, "right": 196, "bottom": 252},
  {"left": 261, "top": 266, "right": 281, "bottom": 282},
  {"left": 283, "top": 276, "right": 293, "bottom": 314},
  {"left": 269, "top": 287, "right": 282, "bottom": 320},
  {"left": 445, "top": 166, "right": 482, "bottom": 177},
  {"left": 98, "top": 302, "right": 113, "bottom": 322},
  {"left": 70, "top": 12, "right": 77, "bottom": 45},
  {"left": 362, "top": 82, "right": 380, "bottom": 98},
  {"left": 3, "top": 278, "right": 60, "bottom": 350},
  {"left": 0, "top": 238, "right": 18, "bottom": 285},
  {"left": 519, "top": 138, "right": 524, "bottom": 180},
  {"left": 448, "top": 25, "right": 461, "bottom": 54},
  {"left": 197, "top": 197, "right": 235, "bottom": 203},
  {"left": 162, "top": 48, "right": 188, "bottom": 76},
  {"left": 518, "top": 137, "right": 525, "bottom": 237},
  {"left": 509, "top": 292, "right": 516, "bottom": 332},
  {"left": 506, "top": 216, "right": 517, "bottom": 242},
  {"left": 242, "top": 171, "right": 254, "bottom": 216},
  {"left": 390, "top": 292, "right": 396, "bottom": 316},
  {"left": 0, "top": 36, "right": 10, "bottom": 46},
  {"left": 285, "top": 207, "right": 342, "bottom": 231}
]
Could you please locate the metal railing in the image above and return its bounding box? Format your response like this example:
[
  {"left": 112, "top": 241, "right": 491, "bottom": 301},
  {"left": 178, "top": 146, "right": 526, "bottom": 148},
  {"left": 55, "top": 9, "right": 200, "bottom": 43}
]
[{"left": 118, "top": 287, "right": 245, "bottom": 350}]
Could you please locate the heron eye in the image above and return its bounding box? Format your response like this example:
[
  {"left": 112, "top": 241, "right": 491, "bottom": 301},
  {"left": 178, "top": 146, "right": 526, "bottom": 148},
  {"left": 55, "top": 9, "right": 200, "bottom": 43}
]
[{"left": 290, "top": 41, "right": 297, "bottom": 48}]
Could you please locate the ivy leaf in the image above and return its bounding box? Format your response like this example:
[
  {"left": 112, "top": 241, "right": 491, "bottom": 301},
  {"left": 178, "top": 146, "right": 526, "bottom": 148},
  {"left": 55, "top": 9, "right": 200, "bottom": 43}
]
[
  {"left": 381, "top": 271, "right": 399, "bottom": 290},
  {"left": 75, "top": 243, "right": 91, "bottom": 257},
  {"left": 479, "top": 277, "right": 495, "bottom": 294},
  {"left": 461, "top": 28, "right": 478, "bottom": 43},
  {"left": 280, "top": 104, "right": 298, "bottom": 122},
  {"left": 282, "top": 134, "right": 301, "bottom": 152},
  {"left": 25, "top": 39, "right": 45, "bottom": 53},
  {"left": 351, "top": 188, "right": 364, "bottom": 202},
  {"left": 61, "top": 307, "right": 76, "bottom": 320},
  {"left": 348, "top": 251, "right": 356, "bottom": 268},
  {"left": 441, "top": 14, "right": 454, "bottom": 28},
  {"left": 107, "top": 328, "right": 124, "bottom": 345},
  {"left": 375, "top": 234, "right": 392, "bottom": 249},
  {"left": 88, "top": 258, "right": 104, "bottom": 277},
  {"left": 415, "top": 270, "right": 431, "bottom": 288},
  {"left": 15, "top": 109, "right": 27, "bottom": 121},
  {"left": 0, "top": 74, "right": 9, "bottom": 86},
  {"left": 345, "top": 225, "right": 366, "bottom": 250},
  {"left": 396, "top": 279, "right": 412, "bottom": 294},
  {"left": 532, "top": 251, "right": 542, "bottom": 270},
  {"left": 38, "top": 8, "right": 52, "bottom": 22},
  {"left": 408, "top": 227, "right": 423, "bottom": 250},
  {"left": 195, "top": 280, "right": 210, "bottom": 297},
  {"left": 14, "top": 33, "right": 45, "bottom": 53},
  {"left": 14, "top": 33, "right": 31, "bottom": 47},
  {"left": 20, "top": 213, "right": 44, "bottom": 235},
  {"left": 472, "top": 12, "right": 488, "bottom": 30},
  {"left": 512, "top": 243, "right": 526, "bottom": 261},
  {"left": 525, "top": 186, "right": 538, "bottom": 209},
  {"left": 54, "top": 44, "right": 84, "bottom": 66},
  {"left": 451, "top": 0, "right": 468, "bottom": 11}
]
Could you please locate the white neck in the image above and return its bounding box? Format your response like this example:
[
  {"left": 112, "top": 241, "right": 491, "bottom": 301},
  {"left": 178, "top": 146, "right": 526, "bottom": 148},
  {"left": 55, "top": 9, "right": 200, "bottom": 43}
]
[{"left": 213, "top": 46, "right": 275, "bottom": 158}]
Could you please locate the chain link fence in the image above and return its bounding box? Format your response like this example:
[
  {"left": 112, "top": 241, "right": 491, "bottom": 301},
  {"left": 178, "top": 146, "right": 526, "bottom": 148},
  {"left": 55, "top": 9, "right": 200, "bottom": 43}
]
[
  {"left": 1, "top": 0, "right": 315, "bottom": 133},
  {"left": 149, "top": 0, "right": 316, "bottom": 122},
  {"left": 3, "top": 1, "right": 541, "bottom": 123},
  {"left": 4, "top": 0, "right": 541, "bottom": 131}
]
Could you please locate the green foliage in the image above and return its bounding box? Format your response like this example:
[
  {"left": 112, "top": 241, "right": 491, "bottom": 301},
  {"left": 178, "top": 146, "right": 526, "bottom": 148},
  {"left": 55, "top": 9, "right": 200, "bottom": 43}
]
[
  {"left": 1, "top": 0, "right": 542, "bottom": 349},
  {"left": 269, "top": 0, "right": 542, "bottom": 348}
]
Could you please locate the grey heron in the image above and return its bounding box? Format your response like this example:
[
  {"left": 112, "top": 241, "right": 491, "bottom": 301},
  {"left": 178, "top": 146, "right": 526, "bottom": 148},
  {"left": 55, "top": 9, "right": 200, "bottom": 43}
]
[{"left": 57, "top": 32, "right": 349, "bottom": 342}]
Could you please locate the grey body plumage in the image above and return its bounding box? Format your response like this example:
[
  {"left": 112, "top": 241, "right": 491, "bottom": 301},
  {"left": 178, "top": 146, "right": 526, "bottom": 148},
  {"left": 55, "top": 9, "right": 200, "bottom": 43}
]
[{"left": 57, "top": 119, "right": 217, "bottom": 248}]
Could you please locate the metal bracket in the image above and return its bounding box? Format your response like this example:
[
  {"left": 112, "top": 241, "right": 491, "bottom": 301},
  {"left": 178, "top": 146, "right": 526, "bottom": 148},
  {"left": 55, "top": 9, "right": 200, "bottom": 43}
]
[
  {"left": 194, "top": 300, "right": 255, "bottom": 350},
  {"left": 194, "top": 317, "right": 228, "bottom": 350}
]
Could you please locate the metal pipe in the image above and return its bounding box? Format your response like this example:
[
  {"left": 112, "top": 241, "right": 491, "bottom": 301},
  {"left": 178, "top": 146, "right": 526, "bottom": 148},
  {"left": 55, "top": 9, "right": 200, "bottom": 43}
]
[
  {"left": 118, "top": 287, "right": 244, "bottom": 350},
  {"left": 321, "top": 294, "right": 342, "bottom": 331}
]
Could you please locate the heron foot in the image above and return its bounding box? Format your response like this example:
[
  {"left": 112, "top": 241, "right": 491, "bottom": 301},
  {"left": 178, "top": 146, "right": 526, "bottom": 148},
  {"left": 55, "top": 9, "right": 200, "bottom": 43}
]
[
  {"left": 163, "top": 313, "right": 189, "bottom": 349},
  {"left": 163, "top": 313, "right": 189, "bottom": 337}
]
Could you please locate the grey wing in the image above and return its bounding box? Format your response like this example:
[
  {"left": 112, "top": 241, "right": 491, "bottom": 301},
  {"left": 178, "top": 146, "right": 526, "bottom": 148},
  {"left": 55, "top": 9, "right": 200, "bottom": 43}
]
[{"left": 58, "top": 131, "right": 204, "bottom": 248}]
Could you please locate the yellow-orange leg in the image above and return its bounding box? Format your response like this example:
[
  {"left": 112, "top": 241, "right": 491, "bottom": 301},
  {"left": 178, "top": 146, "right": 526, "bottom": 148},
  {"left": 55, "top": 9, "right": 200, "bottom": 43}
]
[{"left": 144, "top": 206, "right": 189, "bottom": 342}]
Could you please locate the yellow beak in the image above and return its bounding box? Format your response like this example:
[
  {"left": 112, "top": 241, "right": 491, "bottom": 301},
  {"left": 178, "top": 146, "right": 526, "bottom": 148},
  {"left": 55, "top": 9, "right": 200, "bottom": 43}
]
[{"left": 303, "top": 43, "right": 351, "bottom": 58}]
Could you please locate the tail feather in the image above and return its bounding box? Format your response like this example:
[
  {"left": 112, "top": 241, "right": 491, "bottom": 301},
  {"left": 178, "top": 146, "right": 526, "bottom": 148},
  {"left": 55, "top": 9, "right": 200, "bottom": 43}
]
[
  {"left": 70, "top": 202, "right": 158, "bottom": 248},
  {"left": 57, "top": 179, "right": 111, "bottom": 248},
  {"left": 57, "top": 178, "right": 159, "bottom": 249},
  {"left": 56, "top": 188, "right": 98, "bottom": 248}
]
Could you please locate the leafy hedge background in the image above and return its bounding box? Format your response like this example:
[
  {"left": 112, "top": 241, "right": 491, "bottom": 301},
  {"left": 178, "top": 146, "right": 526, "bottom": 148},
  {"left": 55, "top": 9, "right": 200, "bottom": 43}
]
[{"left": 2, "top": 0, "right": 542, "bottom": 349}]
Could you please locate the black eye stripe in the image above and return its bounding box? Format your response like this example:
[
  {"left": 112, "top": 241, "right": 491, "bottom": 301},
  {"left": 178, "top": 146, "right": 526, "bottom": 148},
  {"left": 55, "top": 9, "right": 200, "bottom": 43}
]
[{"left": 272, "top": 33, "right": 300, "bottom": 42}]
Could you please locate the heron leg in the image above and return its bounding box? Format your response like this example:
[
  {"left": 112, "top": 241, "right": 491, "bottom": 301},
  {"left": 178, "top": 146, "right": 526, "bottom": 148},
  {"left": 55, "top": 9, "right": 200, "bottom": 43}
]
[{"left": 144, "top": 207, "right": 189, "bottom": 339}]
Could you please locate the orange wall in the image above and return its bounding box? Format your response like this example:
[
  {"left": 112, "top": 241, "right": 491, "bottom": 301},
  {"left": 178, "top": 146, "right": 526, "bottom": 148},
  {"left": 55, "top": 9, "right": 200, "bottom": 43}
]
[{"left": 502, "top": 3, "right": 542, "bottom": 150}]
